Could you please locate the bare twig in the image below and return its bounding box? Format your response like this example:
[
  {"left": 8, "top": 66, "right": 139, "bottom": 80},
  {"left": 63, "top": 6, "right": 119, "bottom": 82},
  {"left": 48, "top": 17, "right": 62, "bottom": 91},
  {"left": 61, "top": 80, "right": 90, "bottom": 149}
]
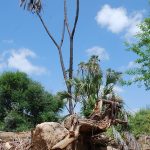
[
  {"left": 37, "top": 12, "right": 59, "bottom": 49},
  {"left": 65, "top": 104, "right": 70, "bottom": 113},
  {"left": 64, "top": 0, "right": 79, "bottom": 38},
  {"left": 59, "top": 20, "right": 66, "bottom": 48},
  {"left": 64, "top": 0, "right": 71, "bottom": 36},
  {"left": 36, "top": 12, "right": 68, "bottom": 88},
  {"left": 71, "top": 0, "right": 79, "bottom": 38}
]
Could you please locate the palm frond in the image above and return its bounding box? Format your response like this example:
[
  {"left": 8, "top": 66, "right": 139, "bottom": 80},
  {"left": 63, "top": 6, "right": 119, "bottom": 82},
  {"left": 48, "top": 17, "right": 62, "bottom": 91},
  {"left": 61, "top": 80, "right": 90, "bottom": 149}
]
[
  {"left": 57, "top": 91, "right": 72, "bottom": 100},
  {"left": 106, "top": 68, "right": 122, "bottom": 86},
  {"left": 20, "top": 0, "right": 42, "bottom": 13}
]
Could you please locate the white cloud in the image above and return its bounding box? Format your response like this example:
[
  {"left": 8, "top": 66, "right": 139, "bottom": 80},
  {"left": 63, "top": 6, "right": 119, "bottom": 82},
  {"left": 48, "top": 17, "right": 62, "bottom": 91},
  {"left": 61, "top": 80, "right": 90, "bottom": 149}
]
[
  {"left": 95, "top": 4, "right": 129, "bottom": 33},
  {"left": 95, "top": 4, "right": 143, "bottom": 38},
  {"left": 113, "top": 86, "right": 124, "bottom": 93},
  {"left": 86, "top": 46, "right": 109, "bottom": 60},
  {"left": 0, "top": 48, "right": 46, "bottom": 75},
  {"left": 119, "top": 61, "right": 141, "bottom": 71},
  {"left": 127, "top": 61, "right": 140, "bottom": 69},
  {"left": 8, "top": 49, "right": 46, "bottom": 75},
  {"left": 2, "top": 40, "right": 14, "bottom": 44},
  {"left": 125, "top": 12, "right": 142, "bottom": 40}
]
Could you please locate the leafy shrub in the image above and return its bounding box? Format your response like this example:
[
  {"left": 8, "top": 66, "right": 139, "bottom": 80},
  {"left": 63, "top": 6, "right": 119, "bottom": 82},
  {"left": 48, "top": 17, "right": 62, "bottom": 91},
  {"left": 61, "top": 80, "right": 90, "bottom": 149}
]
[
  {"left": 0, "top": 71, "right": 64, "bottom": 131},
  {"left": 129, "top": 108, "right": 150, "bottom": 137}
]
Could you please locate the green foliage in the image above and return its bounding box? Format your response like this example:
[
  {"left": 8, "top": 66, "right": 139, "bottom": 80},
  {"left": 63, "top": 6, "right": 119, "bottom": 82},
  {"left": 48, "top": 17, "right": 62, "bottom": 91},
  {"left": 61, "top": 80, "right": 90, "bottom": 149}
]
[
  {"left": 66, "top": 56, "right": 122, "bottom": 117},
  {"left": 4, "top": 110, "right": 30, "bottom": 132},
  {"left": 125, "top": 17, "right": 150, "bottom": 90},
  {"left": 129, "top": 108, "right": 150, "bottom": 137},
  {"left": 81, "top": 97, "right": 95, "bottom": 117},
  {"left": 79, "top": 56, "right": 122, "bottom": 117},
  {"left": 0, "top": 71, "right": 64, "bottom": 131},
  {"left": 103, "top": 68, "right": 122, "bottom": 99},
  {"left": 105, "top": 127, "right": 114, "bottom": 138}
]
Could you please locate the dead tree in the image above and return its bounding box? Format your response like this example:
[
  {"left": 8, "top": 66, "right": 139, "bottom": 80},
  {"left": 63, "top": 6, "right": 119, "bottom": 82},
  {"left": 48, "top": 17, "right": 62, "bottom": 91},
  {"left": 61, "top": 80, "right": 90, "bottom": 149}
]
[
  {"left": 20, "top": 0, "right": 79, "bottom": 114},
  {"left": 50, "top": 98, "right": 128, "bottom": 150}
]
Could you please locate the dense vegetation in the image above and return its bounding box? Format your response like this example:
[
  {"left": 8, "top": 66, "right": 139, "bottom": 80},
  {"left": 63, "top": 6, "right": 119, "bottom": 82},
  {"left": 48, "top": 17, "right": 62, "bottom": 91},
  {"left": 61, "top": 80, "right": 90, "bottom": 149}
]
[
  {"left": 0, "top": 71, "right": 64, "bottom": 131},
  {"left": 129, "top": 108, "right": 150, "bottom": 138}
]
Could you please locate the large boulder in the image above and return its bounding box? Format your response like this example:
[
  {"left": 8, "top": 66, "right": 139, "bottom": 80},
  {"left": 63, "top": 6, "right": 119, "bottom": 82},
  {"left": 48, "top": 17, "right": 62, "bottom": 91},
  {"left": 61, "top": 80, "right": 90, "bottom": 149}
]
[{"left": 32, "top": 122, "right": 69, "bottom": 150}]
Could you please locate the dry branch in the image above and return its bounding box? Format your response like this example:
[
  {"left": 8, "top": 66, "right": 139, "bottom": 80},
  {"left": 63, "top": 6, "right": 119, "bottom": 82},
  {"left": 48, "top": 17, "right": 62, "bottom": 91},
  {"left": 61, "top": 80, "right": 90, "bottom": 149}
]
[
  {"left": 52, "top": 116, "right": 80, "bottom": 149},
  {"left": 52, "top": 125, "right": 80, "bottom": 150}
]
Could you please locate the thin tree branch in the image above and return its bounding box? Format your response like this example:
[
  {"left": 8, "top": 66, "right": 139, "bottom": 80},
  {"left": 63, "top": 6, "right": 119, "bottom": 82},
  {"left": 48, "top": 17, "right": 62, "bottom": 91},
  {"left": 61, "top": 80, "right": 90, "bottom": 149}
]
[
  {"left": 65, "top": 104, "right": 70, "bottom": 113},
  {"left": 37, "top": 12, "right": 59, "bottom": 49},
  {"left": 73, "top": 101, "right": 78, "bottom": 109},
  {"left": 57, "top": 47, "right": 68, "bottom": 86},
  {"left": 59, "top": 20, "right": 66, "bottom": 48},
  {"left": 36, "top": 12, "right": 68, "bottom": 88},
  {"left": 64, "top": 0, "right": 71, "bottom": 36},
  {"left": 71, "top": 0, "right": 79, "bottom": 38}
]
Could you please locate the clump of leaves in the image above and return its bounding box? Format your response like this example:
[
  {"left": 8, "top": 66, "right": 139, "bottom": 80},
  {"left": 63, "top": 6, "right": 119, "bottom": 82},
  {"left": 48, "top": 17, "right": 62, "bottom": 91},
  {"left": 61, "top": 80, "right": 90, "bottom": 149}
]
[
  {"left": 20, "top": 0, "right": 42, "bottom": 13},
  {"left": 124, "top": 18, "right": 150, "bottom": 90},
  {"left": 105, "top": 127, "right": 114, "bottom": 139}
]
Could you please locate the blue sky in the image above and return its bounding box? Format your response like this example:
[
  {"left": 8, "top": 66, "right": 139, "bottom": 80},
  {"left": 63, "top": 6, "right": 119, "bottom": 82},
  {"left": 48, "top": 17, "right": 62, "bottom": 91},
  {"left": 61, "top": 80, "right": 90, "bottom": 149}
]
[{"left": 0, "top": 0, "right": 149, "bottom": 113}]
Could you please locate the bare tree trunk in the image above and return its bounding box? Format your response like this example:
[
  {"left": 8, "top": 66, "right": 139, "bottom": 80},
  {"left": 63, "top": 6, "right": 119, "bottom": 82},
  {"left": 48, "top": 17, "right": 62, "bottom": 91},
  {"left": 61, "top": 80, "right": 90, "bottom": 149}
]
[
  {"left": 65, "top": 0, "right": 79, "bottom": 114},
  {"left": 68, "top": 37, "right": 74, "bottom": 114}
]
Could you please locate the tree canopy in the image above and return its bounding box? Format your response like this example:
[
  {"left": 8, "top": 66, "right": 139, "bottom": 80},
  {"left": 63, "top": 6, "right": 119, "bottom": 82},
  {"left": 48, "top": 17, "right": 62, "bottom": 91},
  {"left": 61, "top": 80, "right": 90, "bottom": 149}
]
[
  {"left": 125, "top": 17, "right": 150, "bottom": 90},
  {"left": 0, "top": 71, "right": 64, "bottom": 131}
]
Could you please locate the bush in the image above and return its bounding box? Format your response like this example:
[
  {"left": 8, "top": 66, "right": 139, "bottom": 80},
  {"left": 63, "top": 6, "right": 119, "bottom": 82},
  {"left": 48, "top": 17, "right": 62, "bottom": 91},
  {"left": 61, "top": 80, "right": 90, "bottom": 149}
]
[
  {"left": 4, "top": 111, "right": 30, "bottom": 132},
  {"left": 129, "top": 108, "right": 150, "bottom": 137},
  {"left": 0, "top": 71, "right": 64, "bottom": 131}
]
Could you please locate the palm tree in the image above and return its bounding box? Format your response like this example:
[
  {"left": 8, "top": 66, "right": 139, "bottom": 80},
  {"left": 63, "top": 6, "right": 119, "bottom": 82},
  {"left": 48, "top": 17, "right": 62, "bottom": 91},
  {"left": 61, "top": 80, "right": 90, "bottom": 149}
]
[{"left": 71, "top": 55, "right": 122, "bottom": 116}]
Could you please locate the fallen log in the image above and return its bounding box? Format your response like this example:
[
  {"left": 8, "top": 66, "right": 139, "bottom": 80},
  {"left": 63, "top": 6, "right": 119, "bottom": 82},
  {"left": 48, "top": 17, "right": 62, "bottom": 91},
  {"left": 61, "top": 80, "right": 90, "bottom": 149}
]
[{"left": 31, "top": 98, "right": 128, "bottom": 150}]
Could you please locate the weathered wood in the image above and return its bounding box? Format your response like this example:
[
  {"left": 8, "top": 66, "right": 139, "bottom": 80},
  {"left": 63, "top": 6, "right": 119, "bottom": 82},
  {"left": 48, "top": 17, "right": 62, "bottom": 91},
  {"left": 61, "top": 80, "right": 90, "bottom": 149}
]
[
  {"left": 78, "top": 117, "right": 111, "bottom": 133},
  {"left": 52, "top": 125, "right": 80, "bottom": 150},
  {"left": 52, "top": 116, "right": 80, "bottom": 149},
  {"left": 98, "top": 99, "right": 121, "bottom": 107}
]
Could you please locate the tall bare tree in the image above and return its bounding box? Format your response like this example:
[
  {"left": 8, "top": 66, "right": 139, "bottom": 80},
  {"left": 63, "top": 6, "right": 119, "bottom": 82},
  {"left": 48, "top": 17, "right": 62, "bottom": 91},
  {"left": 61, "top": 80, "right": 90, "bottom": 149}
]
[{"left": 20, "top": 0, "right": 79, "bottom": 114}]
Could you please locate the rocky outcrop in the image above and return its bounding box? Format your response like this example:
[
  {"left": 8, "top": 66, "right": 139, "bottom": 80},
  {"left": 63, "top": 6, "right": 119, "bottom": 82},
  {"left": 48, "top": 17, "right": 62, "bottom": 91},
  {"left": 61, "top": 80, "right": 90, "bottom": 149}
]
[{"left": 32, "top": 122, "right": 69, "bottom": 150}]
